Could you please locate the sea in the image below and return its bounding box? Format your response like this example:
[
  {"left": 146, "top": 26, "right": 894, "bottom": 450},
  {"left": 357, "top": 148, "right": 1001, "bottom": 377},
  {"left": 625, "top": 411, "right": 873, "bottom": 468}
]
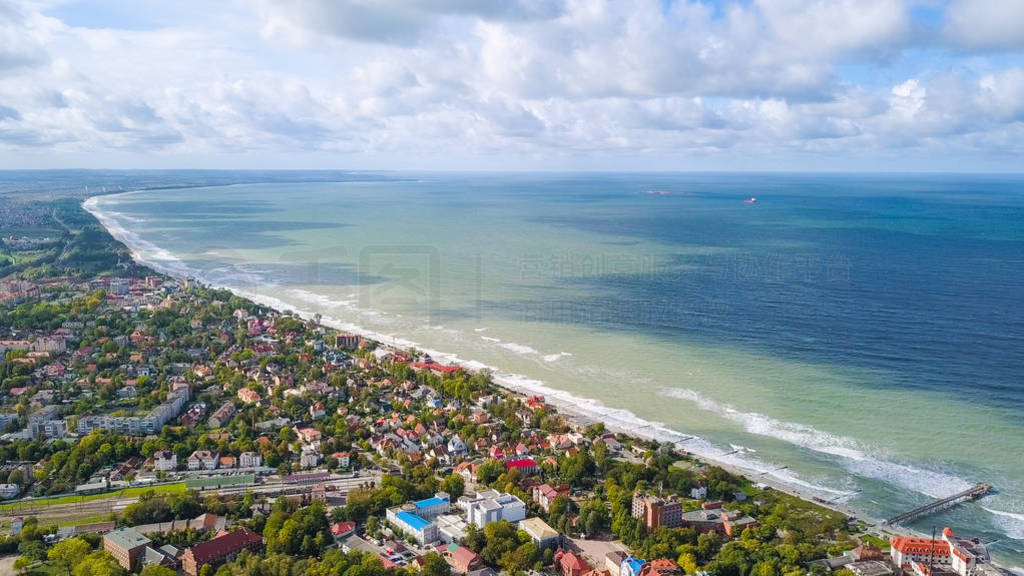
[{"left": 82, "top": 172, "right": 1024, "bottom": 568}]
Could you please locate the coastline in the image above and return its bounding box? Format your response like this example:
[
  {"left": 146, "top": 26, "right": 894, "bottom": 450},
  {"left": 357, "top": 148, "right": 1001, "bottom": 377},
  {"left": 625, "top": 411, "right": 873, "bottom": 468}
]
[{"left": 81, "top": 192, "right": 917, "bottom": 538}]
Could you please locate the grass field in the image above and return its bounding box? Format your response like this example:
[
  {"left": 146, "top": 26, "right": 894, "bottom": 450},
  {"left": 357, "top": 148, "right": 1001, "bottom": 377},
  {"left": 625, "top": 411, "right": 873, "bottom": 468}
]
[{"left": 0, "top": 482, "right": 185, "bottom": 512}]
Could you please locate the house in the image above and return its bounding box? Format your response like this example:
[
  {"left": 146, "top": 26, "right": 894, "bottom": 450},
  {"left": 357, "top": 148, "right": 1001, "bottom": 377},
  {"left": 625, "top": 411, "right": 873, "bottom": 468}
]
[
  {"left": 154, "top": 451, "right": 177, "bottom": 472},
  {"left": 181, "top": 528, "right": 263, "bottom": 576},
  {"left": 237, "top": 388, "right": 260, "bottom": 405},
  {"left": 639, "top": 558, "right": 681, "bottom": 576},
  {"left": 447, "top": 544, "right": 484, "bottom": 573},
  {"left": 239, "top": 451, "right": 262, "bottom": 468},
  {"left": 0, "top": 484, "right": 21, "bottom": 499},
  {"left": 331, "top": 451, "right": 350, "bottom": 467},
  {"left": 557, "top": 550, "right": 590, "bottom": 576},
  {"left": 689, "top": 485, "right": 707, "bottom": 500},
  {"left": 188, "top": 450, "right": 219, "bottom": 471},
  {"left": 518, "top": 517, "right": 560, "bottom": 549},
  {"left": 621, "top": 557, "right": 646, "bottom": 576},
  {"left": 505, "top": 458, "right": 539, "bottom": 475},
  {"left": 104, "top": 527, "right": 152, "bottom": 571},
  {"left": 219, "top": 455, "right": 237, "bottom": 469},
  {"left": 309, "top": 402, "right": 326, "bottom": 419},
  {"left": 208, "top": 401, "right": 236, "bottom": 428},
  {"left": 300, "top": 447, "right": 321, "bottom": 468},
  {"left": 296, "top": 427, "right": 322, "bottom": 444},
  {"left": 605, "top": 552, "right": 626, "bottom": 576},
  {"left": 533, "top": 483, "right": 570, "bottom": 512},
  {"left": 331, "top": 521, "right": 356, "bottom": 540}
]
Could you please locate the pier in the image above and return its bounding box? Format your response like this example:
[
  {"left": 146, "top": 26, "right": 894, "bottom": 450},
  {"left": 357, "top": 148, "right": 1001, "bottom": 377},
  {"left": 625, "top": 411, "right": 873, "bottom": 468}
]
[{"left": 885, "top": 483, "right": 993, "bottom": 526}]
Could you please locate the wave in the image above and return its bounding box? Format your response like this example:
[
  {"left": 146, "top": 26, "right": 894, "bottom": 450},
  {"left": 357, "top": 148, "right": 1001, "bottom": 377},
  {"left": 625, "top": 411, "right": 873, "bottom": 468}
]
[
  {"left": 984, "top": 507, "right": 1024, "bottom": 541},
  {"left": 500, "top": 341, "right": 538, "bottom": 355},
  {"left": 664, "top": 387, "right": 974, "bottom": 499},
  {"left": 543, "top": 352, "right": 572, "bottom": 362}
]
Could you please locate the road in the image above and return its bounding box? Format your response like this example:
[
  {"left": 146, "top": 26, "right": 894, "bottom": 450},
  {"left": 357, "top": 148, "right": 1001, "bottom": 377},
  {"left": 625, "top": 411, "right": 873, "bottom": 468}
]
[{"left": 0, "top": 471, "right": 381, "bottom": 525}]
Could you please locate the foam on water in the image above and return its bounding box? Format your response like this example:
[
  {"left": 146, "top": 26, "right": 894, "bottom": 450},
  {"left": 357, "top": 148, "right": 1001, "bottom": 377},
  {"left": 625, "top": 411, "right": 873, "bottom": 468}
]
[
  {"left": 664, "top": 387, "right": 974, "bottom": 499},
  {"left": 984, "top": 508, "right": 1024, "bottom": 541}
]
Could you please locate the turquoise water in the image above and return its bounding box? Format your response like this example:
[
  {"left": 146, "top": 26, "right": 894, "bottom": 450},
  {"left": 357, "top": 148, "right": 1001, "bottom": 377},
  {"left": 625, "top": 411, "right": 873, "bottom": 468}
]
[{"left": 85, "top": 173, "right": 1024, "bottom": 566}]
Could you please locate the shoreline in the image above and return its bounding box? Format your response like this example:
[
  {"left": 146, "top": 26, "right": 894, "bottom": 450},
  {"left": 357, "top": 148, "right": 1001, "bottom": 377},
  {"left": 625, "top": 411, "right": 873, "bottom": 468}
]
[{"left": 81, "top": 192, "right": 924, "bottom": 539}]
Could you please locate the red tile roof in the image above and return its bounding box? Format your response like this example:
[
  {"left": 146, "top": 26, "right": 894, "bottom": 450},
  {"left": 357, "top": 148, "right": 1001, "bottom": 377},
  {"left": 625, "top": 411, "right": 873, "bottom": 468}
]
[{"left": 186, "top": 527, "right": 262, "bottom": 566}]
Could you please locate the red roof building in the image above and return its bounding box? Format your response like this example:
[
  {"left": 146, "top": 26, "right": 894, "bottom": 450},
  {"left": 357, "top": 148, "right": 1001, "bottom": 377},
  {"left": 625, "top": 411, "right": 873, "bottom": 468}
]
[
  {"left": 181, "top": 528, "right": 263, "bottom": 576},
  {"left": 505, "top": 458, "right": 540, "bottom": 475}
]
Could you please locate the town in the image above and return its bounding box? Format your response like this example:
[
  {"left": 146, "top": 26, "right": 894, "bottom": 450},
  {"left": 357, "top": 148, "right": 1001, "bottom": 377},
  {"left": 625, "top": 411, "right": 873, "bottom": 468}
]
[{"left": 0, "top": 197, "right": 1011, "bottom": 576}]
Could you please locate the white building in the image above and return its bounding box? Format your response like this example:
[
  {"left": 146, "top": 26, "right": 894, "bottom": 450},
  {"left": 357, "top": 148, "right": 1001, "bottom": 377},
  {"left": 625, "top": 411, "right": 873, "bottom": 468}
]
[
  {"left": 153, "top": 451, "right": 177, "bottom": 472},
  {"left": 187, "top": 451, "right": 218, "bottom": 470},
  {"left": 0, "top": 483, "right": 20, "bottom": 499},
  {"left": 300, "top": 447, "right": 321, "bottom": 468},
  {"left": 239, "top": 451, "right": 262, "bottom": 468},
  {"left": 459, "top": 490, "right": 527, "bottom": 527},
  {"left": 387, "top": 505, "right": 440, "bottom": 545}
]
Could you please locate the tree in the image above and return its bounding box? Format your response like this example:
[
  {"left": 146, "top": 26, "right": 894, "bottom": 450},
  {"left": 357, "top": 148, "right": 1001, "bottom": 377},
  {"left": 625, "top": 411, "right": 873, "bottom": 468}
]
[
  {"left": 421, "top": 552, "right": 451, "bottom": 576},
  {"left": 48, "top": 538, "right": 91, "bottom": 576},
  {"left": 140, "top": 567, "right": 177, "bottom": 576},
  {"left": 199, "top": 565, "right": 213, "bottom": 576},
  {"left": 73, "top": 550, "right": 125, "bottom": 576}
]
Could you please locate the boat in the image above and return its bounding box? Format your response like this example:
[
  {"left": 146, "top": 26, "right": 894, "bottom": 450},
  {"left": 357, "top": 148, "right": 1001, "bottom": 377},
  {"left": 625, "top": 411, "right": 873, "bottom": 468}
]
[{"left": 743, "top": 197, "right": 757, "bottom": 203}]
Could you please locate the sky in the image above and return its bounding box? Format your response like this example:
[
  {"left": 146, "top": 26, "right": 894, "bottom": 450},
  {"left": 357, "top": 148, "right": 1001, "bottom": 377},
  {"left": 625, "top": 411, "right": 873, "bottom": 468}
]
[{"left": 1, "top": 0, "right": 1024, "bottom": 171}]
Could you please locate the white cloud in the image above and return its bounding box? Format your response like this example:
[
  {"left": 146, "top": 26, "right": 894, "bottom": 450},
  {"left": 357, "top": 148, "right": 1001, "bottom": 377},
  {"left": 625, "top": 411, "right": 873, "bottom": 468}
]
[
  {"left": 0, "top": 0, "right": 1021, "bottom": 169},
  {"left": 944, "top": 0, "right": 1024, "bottom": 51}
]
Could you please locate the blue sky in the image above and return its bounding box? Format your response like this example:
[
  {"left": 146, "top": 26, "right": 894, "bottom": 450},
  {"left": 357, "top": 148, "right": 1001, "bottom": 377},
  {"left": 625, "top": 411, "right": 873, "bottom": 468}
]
[{"left": 1, "top": 0, "right": 1023, "bottom": 171}]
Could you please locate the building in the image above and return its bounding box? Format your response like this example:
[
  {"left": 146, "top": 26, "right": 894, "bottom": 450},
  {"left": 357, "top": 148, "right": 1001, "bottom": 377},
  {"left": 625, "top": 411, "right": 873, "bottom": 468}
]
[
  {"left": 606, "top": 552, "right": 626, "bottom": 576},
  {"left": 557, "top": 550, "right": 590, "bottom": 576},
  {"left": 890, "top": 528, "right": 1001, "bottom": 576},
  {"left": 387, "top": 506, "right": 440, "bottom": 545},
  {"left": 632, "top": 493, "right": 683, "bottom": 530},
  {"left": 519, "top": 517, "right": 560, "bottom": 549},
  {"left": 621, "top": 557, "right": 646, "bottom": 576},
  {"left": 0, "top": 484, "right": 20, "bottom": 499},
  {"left": 28, "top": 405, "right": 66, "bottom": 439},
  {"left": 77, "top": 385, "right": 189, "bottom": 436},
  {"left": 208, "top": 401, "right": 236, "bottom": 428},
  {"left": 446, "top": 544, "right": 484, "bottom": 573},
  {"left": 410, "top": 492, "right": 451, "bottom": 519},
  {"left": 188, "top": 450, "right": 219, "bottom": 470},
  {"left": 300, "top": 447, "right": 321, "bottom": 468},
  {"left": 237, "top": 388, "right": 260, "bottom": 405},
  {"left": 104, "top": 527, "right": 152, "bottom": 571},
  {"left": 459, "top": 489, "right": 526, "bottom": 526},
  {"left": 154, "top": 450, "right": 177, "bottom": 472},
  {"left": 331, "top": 521, "right": 356, "bottom": 540},
  {"left": 239, "top": 451, "right": 262, "bottom": 468},
  {"left": 505, "top": 458, "right": 539, "bottom": 475},
  {"left": 181, "top": 528, "right": 263, "bottom": 576},
  {"left": 679, "top": 502, "right": 758, "bottom": 537},
  {"left": 639, "top": 558, "right": 682, "bottom": 576},
  {"left": 534, "top": 483, "right": 570, "bottom": 511}
]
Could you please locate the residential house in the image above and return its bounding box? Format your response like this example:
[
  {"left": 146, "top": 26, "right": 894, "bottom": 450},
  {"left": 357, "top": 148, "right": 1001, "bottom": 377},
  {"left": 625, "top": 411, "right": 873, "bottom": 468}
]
[
  {"left": 239, "top": 451, "right": 262, "bottom": 468},
  {"left": 188, "top": 450, "right": 219, "bottom": 471},
  {"left": 154, "top": 450, "right": 177, "bottom": 472}
]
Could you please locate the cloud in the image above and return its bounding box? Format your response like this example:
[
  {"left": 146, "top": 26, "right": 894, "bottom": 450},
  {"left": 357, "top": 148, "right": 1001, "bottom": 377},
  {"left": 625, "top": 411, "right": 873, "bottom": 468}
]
[
  {"left": 0, "top": 0, "right": 1021, "bottom": 169},
  {"left": 944, "top": 0, "right": 1024, "bottom": 51}
]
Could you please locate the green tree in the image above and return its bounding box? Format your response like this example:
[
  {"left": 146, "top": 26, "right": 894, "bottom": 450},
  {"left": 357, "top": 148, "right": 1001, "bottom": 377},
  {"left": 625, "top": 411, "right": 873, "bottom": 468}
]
[
  {"left": 73, "top": 550, "right": 125, "bottom": 576},
  {"left": 422, "top": 552, "right": 452, "bottom": 576},
  {"left": 140, "top": 567, "right": 177, "bottom": 576},
  {"left": 48, "top": 538, "right": 91, "bottom": 576}
]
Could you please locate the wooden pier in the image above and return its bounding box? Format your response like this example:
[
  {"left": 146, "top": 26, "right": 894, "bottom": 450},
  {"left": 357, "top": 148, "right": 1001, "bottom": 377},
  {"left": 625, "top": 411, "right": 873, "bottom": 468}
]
[{"left": 885, "top": 483, "right": 993, "bottom": 526}]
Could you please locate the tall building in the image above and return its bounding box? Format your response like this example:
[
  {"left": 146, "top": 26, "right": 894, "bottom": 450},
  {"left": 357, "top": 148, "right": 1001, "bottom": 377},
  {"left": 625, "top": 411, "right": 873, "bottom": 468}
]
[{"left": 631, "top": 492, "right": 683, "bottom": 530}]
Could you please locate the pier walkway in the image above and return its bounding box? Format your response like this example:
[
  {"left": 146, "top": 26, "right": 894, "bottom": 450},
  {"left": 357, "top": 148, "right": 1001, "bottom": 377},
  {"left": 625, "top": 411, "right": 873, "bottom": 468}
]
[{"left": 886, "top": 483, "right": 992, "bottom": 526}]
